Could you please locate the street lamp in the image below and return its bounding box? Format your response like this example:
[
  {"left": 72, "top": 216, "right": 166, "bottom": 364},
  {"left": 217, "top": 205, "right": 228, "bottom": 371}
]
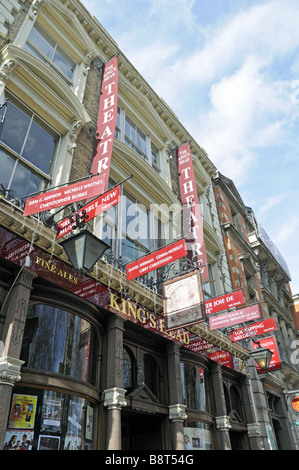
[
  {"left": 250, "top": 342, "right": 273, "bottom": 370},
  {"left": 60, "top": 227, "right": 110, "bottom": 274},
  {"left": 241, "top": 322, "right": 273, "bottom": 371}
]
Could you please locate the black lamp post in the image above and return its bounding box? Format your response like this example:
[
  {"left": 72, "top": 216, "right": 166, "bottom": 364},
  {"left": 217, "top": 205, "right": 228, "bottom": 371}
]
[
  {"left": 59, "top": 203, "right": 110, "bottom": 274},
  {"left": 249, "top": 340, "right": 273, "bottom": 370}
]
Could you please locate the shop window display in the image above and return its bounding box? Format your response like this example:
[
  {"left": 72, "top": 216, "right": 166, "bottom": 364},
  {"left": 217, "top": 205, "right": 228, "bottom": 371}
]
[{"left": 3, "top": 387, "right": 95, "bottom": 450}]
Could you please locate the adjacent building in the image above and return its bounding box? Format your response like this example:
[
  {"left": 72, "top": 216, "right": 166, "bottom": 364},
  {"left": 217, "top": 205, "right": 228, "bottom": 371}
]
[{"left": 0, "top": 0, "right": 298, "bottom": 451}]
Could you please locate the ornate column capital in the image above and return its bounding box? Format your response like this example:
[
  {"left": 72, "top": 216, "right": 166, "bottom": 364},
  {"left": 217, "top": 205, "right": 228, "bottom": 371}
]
[
  {"left": 0, "top": 356, "right": 24, "bottom": 387},
  {"left": 215, "top": 415, "right": 231, "bottom": 431},
  {"left": 247, "top": 422, "right": 262, "bottom": 438},
  {"left": 169, "top": 404, "right": 187, "bottom": 422},
  {"left": 102, "top": 387, "right": 127, "bottom": 410}
]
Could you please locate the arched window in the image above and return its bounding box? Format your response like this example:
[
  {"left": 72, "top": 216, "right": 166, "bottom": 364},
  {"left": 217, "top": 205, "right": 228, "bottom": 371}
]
[
  {"left": 181, "top": 363, "right": 206, "bottom": 411},
  {"left": 20, "top": 304, "right": 98, "bottom": 385}
]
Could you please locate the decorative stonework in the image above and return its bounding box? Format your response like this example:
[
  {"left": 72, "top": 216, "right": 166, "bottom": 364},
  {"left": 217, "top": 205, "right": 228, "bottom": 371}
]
[
  {"left": 169, "top": 404, "right": 187, "bottom": 422},
  {"left": 102, "top": 387, "right": 127, "bottom": 410},
  {"left": 215, "top": 415, "right": 232, "bottom": 431},
  {"left": 0, "top": 356, "right": 24, "bottom": 386},
  {"left": 247, "top": 422, "right": 262, "bottom": 438}
]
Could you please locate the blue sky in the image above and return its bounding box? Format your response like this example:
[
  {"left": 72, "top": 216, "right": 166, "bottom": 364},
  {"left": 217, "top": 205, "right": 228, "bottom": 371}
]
[{"left": 81, "top": 0, "right": 299, "bottom": 295}]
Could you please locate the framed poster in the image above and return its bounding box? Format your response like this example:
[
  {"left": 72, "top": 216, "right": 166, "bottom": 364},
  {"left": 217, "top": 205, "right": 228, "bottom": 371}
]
[
  {"left": 163, "top": 271, "right": 205, "bottom": 330},
  {"left": 37, "top": 435, "right": 60, "bottom": 450},
  {"left": 8, "top": 394, "right": 37, "bottom": 430}
]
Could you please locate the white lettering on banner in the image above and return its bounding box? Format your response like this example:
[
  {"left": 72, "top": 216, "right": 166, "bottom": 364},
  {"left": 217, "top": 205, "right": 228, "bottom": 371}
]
[
  {"left": 177, "top": 143, "right": 209, "bottom": 281},
  {"left": 90, "top": 57, "right": 118, "bottom": 192}
]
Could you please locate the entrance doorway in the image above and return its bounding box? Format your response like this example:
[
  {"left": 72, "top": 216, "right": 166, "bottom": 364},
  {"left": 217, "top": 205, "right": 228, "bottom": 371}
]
[{"left": 121, "top": 412, "right": 162, "bottom": 450}]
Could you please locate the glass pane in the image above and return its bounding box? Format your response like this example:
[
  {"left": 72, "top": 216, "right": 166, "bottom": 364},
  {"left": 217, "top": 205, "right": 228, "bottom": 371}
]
[
  {"left": 125, "top": 116, "right": 136, "bottom": 141},
  {"left": 20, "top": 305, "right": 97, "bottom": 384},
  {"left": 0, "top": 148, "right": 16, "bottom": 189},
  {"left": 22, "top": 119, "right": 56, "bottom": 173},
  {"left": 1, "top": 101, "right": 31, "bottom": 154},
  {"left": 24, "top": 42, "right": 49, "bottom": 66},
  {"left": 27, "top": 26, "right": 54, "bottom": 59},
  {"left": 137, "top": 128, "right": 146, "bottom": 154},
  {"left": 9, "top": 161, "right": 44, "bottom": 199},
  {"left": 53, "top": 47, "right": 75, "bottom": 80},
  {"left": 122, "top": 348, "right": 132, "bottom": 389}
]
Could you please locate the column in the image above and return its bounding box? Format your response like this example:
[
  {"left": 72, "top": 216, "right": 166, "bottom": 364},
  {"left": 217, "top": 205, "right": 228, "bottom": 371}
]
[
  {"left": 0, "top": 268, "right": 36, "bottom": 448},
  {"left": 102, "top": 316, "right": 126, "bottom": 450},
  {"left": 240, "top": 375, "right": 263, "bottom": 450},
  {"left": 210, "top": 362, "right": 232, "bottom": 450},
  {"left": 166, "top": 343, "right": 187, "bottom": 450}
]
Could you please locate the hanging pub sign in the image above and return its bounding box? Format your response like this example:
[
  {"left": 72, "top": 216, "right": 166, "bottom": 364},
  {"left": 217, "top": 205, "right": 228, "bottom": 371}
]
[
  {"left": 23, "top": 175, "right": 105, "bottom": 217},
  {"left": 126, "top": 238, "right": 187, "bottom": 281},
  {"left": 251, "top": 336, "right": 282, "bottom": 373},
  {"left": 56, "top": 184, "right": 120, "bottom": 239},
  {"left": 204, "top": 289, "right": 244, "bottom": 315},
  {"left": 209, "top": 303, "right": 261, "bottom": 330},
  {"left": 177, "top": 143, "right": 209, "bottom": 282},
  {"left": 230, "top": 317, "right": 277, "bottom": 342},
  {"left": 90, "top": 56, "right": 118, "bottom": 192},
  {"left": 163, "top": 270, "right": 206, "bottom": 331}
]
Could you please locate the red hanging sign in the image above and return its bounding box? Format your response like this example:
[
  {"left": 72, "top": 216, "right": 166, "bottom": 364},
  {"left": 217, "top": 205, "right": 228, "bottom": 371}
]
[
  {"left": 251, "top": 336, "right": 281, "bottom": 373},
  {"left": 56, "top": 185, "right": 120, "bottom": 239},
  {"left": 126, "top": 239, "right": 187, "bottom": 281},
  {"left": 205, "top": 289, "right": 244, "bottom": 315},
  {"left": 23, "top": 175, "right": 105, "bottom": 217},
  {"left": 177, "top": 143, "right": 209, "bottom": 281},
  {"left": 230, "top": 317, "right": 277, "bottom": 342},
  {"left": 90, "top": 56, "right": 118, "bottom": 192}
]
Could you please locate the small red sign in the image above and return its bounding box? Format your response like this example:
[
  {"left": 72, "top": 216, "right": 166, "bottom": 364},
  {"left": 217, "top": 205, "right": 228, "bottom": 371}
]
[
  {"left": 251, "top": 336, "right": 281, "bottom": 373},
  {"left": 209, "top": 304, "right": 260, "bottom": 330},
  {"left": 126, "top": 239, "right": 187, "bottom": 281},
  {"left": 230, "top": 317, "right": 277, "bottom": 342},
  {"left": 205, "top": 289, "right": 244, "bottom": 315},
  {"left": 23, "top": 175, "right": 105, "bottom": 216},
  {"left": 56, "top": 185, "right": 120, "bottom": 239}
]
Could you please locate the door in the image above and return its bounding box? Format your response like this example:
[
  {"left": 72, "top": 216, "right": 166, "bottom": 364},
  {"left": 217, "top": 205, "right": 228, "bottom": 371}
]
[{"left": 121, "top": 412, "right": 162, "bottom": 450}]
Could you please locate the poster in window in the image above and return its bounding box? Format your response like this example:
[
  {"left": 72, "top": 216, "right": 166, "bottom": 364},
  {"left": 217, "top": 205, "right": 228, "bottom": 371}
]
[
  {"left": 3, "top": 429, "right": 34, "bottom": 450},
  {"left": 37, "top": 435, "right": 60, "bottom": 451},
  {"left": 85, "top": 405, "right": 94, "bottom": 441},
  {"left": 183, "top": 426, "right": 212, "bottom": 450},
  {"left": 8, "top": 394, "right": 37, "bottom": 430},
  {"left": 42, "top": 395, "right": 63, "bottom": 431},
  {"left": 163, "top": 271, "right": 205, "bottom": 330}
]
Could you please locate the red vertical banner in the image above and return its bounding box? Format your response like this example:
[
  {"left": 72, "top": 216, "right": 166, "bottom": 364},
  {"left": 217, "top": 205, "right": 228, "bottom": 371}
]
[
  {"left": 177, "top": 143, "right": 209, "bottom": 281},
  {"left": 90, "top": 56, "right": 118, "bottom": 191}
]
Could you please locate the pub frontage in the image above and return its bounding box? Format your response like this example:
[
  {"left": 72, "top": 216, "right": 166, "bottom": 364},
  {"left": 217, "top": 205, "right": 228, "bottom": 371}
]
[{"left": 0, "top": 210, "right": 264, "bottom": 451}]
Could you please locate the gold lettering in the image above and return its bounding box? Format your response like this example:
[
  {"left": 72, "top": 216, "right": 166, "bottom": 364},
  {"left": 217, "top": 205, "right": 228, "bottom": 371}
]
[
  {"left": 121, "top": 298, "right": 127, "bottom": 314},
  {"left": 137, "top": 308, "right": 146, "bottom": 323},
  {"left": 149, "top": 313, "right": 156, "bottom": 328},
  {"left": 183, "top": 332, "right": 190, "bottom": 345},
  {"left": 110, "top": 293, "right": 121, "bottom": 311},
  {"left": 127, "top": 302, "right": 137, "bottom": 319}
]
